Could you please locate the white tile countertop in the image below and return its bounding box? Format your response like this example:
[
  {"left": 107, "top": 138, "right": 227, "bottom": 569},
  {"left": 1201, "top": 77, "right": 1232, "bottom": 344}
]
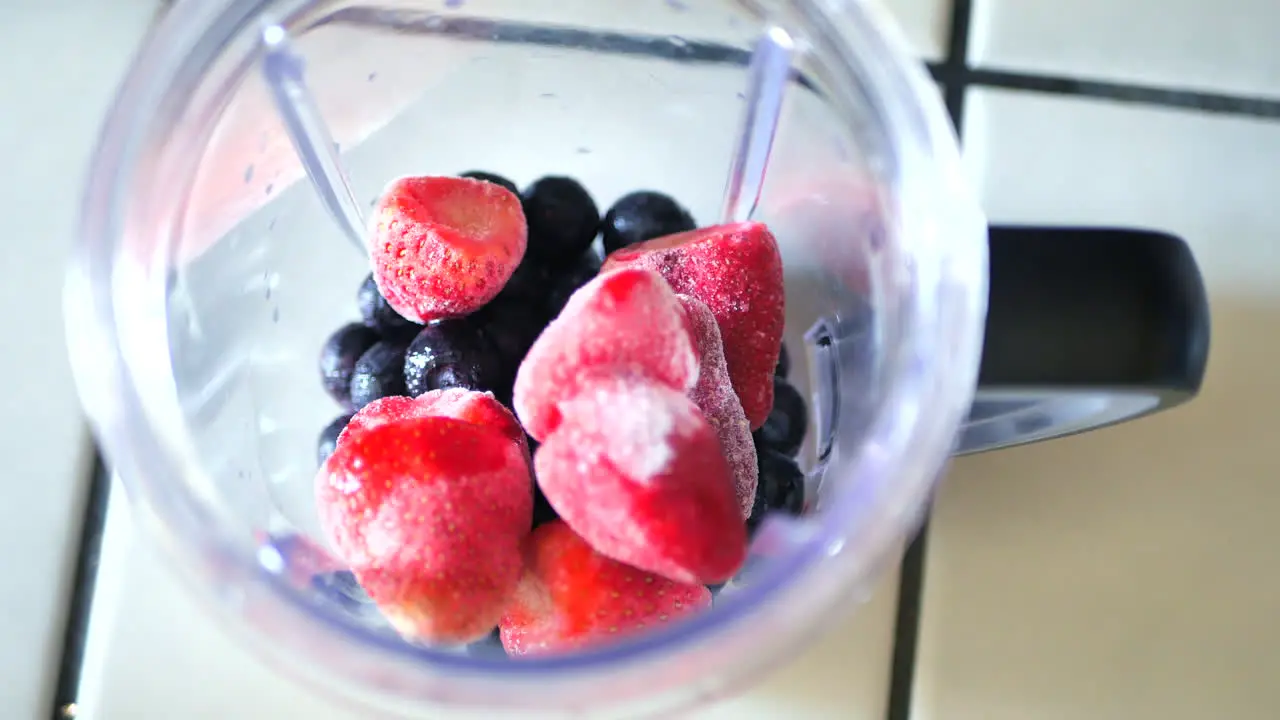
[{"left": 3, "top": 0, "right": 1278, "bottom": 719}]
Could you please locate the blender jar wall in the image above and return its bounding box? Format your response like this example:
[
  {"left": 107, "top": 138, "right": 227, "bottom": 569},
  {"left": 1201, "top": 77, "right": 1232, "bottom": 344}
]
[{"left": 65, "top": 0, "right": 987, "bottom": 716}]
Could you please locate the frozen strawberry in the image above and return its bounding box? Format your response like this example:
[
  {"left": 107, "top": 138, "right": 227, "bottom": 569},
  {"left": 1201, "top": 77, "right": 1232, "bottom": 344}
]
[
  {"left": 411, "top": 388, "right": 529, "bottom": 459},
  {"left": 534, "top": 377, "right": 746, "bottom": 584},
  {"left": 679, "top": 295, "right": 757, "bottom": 518},
  {"left": 316, "top": 415, "right": 532, "bottom": 643},
  {"left": 499, "top": 521, "right": 712, "bottom": 656},
  {"left": 370, "top": 175, "right": 527, "bottom": 323},
  {"left": 341, "top": 390, "right": 527, "bottom": 459},
  {"left": 512, "top": 267, "right": 699, "bottom": 441},
  {"left": 602, "top": 221, "right": 784, "bottom": 427}
]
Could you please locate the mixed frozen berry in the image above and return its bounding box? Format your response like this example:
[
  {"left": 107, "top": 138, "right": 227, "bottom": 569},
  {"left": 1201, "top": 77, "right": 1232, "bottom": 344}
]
[
  {"left": 747, "top": 446, "right": 806, "bottom": 534},
  {"left": 319, "top": 323, "right": 379, "bottom": 408},
  {"left": 521, "top": 176, "right": 600, "bottom": 264},
  {"left": 403, "top": 318, "right": 507, "bottom": 399},
  {"left": 309, "top": 171, "right": 808, "bottom": 657},
  {"left": 601, "top": 190, "right": 696, "bottom": 255},
  {"left": 754, "top": 376, "right": 808, "bottom": 459},
  {"left": 349, "top": 338, "right": 411, "bottom": 410}
]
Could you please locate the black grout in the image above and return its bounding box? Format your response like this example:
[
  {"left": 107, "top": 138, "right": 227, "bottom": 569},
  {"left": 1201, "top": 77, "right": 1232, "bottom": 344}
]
[
  {"left": 887, "top": 524, "right": 931, "bottom": 720},
  {"left": 49, "top": 454, "right": 111, "bottom": 720},
  {"left": 966, "top": 68, "right": 1280, "bottom": 119}
]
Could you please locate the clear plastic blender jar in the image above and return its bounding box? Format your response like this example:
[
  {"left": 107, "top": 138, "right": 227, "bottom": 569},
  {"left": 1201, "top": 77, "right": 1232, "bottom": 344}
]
[{"left": 63, "top": 0, "right": 1209, "bottom": 717}]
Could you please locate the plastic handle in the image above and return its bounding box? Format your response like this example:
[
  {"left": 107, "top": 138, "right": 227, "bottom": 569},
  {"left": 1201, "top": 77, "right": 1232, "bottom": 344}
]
[{"left": 956, "top": 226, "right": 1211, "bottom": 454}]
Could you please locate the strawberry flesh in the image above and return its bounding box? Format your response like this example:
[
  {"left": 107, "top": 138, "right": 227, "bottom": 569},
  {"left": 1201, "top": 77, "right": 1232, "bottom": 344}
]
[
  {"left": 513, "top": 267, "right": 699, "bottom": 441},
  {"left": 371, "top": 176, "right": 527, "bottom": 323},
  {"left": 679, "top": 295, "right": 758, "bottom": 518},
  {"left": 533, "top": 376, "right": 747, "bottom": 585},
  {"left": 499, "top": 521, "right": 712, "bottom": 656},
  {"left": 603, "top": 221, "right": 784, "bottom": 428},
  {"left": 316, "top": 415, "right": 532, "bottom": 643}
]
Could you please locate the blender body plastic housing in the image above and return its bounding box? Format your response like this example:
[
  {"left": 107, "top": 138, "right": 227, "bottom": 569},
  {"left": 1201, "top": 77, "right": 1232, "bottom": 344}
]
[{"left": 64, "top": 0, "right": 989, "bottom": 716}]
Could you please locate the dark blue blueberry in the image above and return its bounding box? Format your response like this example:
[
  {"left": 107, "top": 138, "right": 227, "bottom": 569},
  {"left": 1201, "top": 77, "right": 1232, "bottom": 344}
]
[
  {"left": 465, "top": 628, "right": 507, "bottom": 658},
  {"left": 460, "top": 170, "right": 519, "bottom": 196},
  {"left": 357, "top": 273, "right": 422, "bottom": 336},
  {"left": 521, "top": 176, "right": 600, "bottom": 265},
  {"left": 403, "top": 319, "right": 506, "bottom": 398},
  {"left": 476, "top": 299, "right": 549, "bottom": 379},
  {"left": 544, "top": 249, "right": 602, "bottom": 320},
  {"left": 746, "top": 447, "right": 805, "bottom": 533},
  {"left": 319, "top": 323, "right": 379, "bottom": 408},
  {"left": 310, "top": 570, "right": 374, "bottom": 613},
  {"left": 753, "top": 377, "right": 808, "bottom": 458},
  {"left": 601, "top": 190, "right": 696, "bottom": 256},
  {"left": 349, "top": 339, "right": 411, "bottom": 409},
  {"left": 317, "top": 413, "right": 355, "bottom": 467},
  {"left": 532, "top": 483, "right": 560, "bottom": 528},
  {"left": 706, "top": 582, "right": 727, "bottom": 597},
  {"left": 493, "top": 253, "right": 553, "bottom": 306},
  {"left": 775, "top": 342, "right": 791, "bottom": 378}
]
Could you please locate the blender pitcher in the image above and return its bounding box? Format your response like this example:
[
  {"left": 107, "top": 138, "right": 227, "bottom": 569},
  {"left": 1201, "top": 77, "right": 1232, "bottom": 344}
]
[{"left": 63, "top": 0, "right": 1210, "bottom": 717}]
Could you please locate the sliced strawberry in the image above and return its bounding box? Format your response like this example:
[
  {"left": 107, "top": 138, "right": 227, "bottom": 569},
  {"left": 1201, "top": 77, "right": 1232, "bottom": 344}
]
[
  {"left": 499, "top": 521, "right": 712, "bottom": 657},
  {"left": 679, "top": 295, "right": 757, "bottom": 518},
  {"left": 512, "top": 267, "right": 699, "bottom": 441},
  {"left": 316, "top": 415, "right": 532, "bottom": 643},
  {"left": 602, "top": 222, "right": 784, "bottom": 427},
  {"left": 370, "top": 176, "right": 527, "bottom": 323},
  {"left": 533, "top": 376, "right": 747, "bottom": 585}
]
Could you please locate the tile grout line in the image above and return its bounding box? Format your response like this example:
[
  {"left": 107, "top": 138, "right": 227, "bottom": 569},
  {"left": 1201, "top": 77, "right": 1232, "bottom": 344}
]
[
  {"left": 965, "top": 67, "right": 1280, "bottom": 118},
  {"left": 49, "top": 453, "right": 111, "bottom": 720}
]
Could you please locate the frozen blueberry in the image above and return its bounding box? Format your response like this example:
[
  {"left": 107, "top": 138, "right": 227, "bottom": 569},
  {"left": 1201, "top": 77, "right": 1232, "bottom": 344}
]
[
  {"left": 746, "top": 447, "right": 805, "bottom": 533},
  {"left": 310, "top": 570, "right": 373, "bottom": 613},
  {"left": 775, "top": 342, "right": 791, "bottom": 378},
  {"left": 319, "top": 323, "right": 380, "bottom": 408},
  {"left": 601, "top": 190, "right": 696, "bottom": 255},
  {"left": 706, "top": 582, "right": 727, "bottom": 597},
  {"left": 492, "top": 252, "right": 553, "bottom": 306},
  {"left": 532, "top": 483, "right": 560, "bottom": 528},
  {"left": 403, "top": 319, "right": 506, "bottom": 398},
  {"left": 460, "top": 170, "right": 519, "bottom": 196},
  {"left": 465, "top": 628, "right": 507, "bottom": 658},
  {"left": 521, "top": 176, "right": 600, "bottom": 264},
  {"left": 349, "top": 339, "right": 411, "bottom": 409},
  {"left": 753, "top": 377, "right": 808, "bottom": 458},
  {"left": 476, "top": 299, "right": 549, "bottom": 376},
  {"left": 357, "top": 273, "right": 422, "bottom": 336},
  {"left": 544, "top": 249, "right": 602, "bottom": 320},
  {"left": 317, "top": 413, "right": 355, "bottom": 467}
]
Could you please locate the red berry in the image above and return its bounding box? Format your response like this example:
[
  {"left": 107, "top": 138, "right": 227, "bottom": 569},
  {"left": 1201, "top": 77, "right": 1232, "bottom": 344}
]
[
  {"left": 342, "top": 390, "right": 527, "bottom": 459},
  {"left": 370, "top": 176, "right": 527, "bottom": 323},
  {"left": 499, "top": 521, "right": 712, "bottom": 657},
  {"left": 533, "top": 376, "right": 747, "bottom": 585},
  {"left": 411, "top": 388, "right": 529, "bottom": 459},
  {"left": 679, "top": 295, "right": 757, "bottom": 518},
  {"left": 513, "top": 267, "right": 699, "bottom": 441},
  {"left": 316, "top": 415, "right": 532, "bottom": 643},
  {"left": 603, "top": 222, "right": 784, "bottom": 428}
]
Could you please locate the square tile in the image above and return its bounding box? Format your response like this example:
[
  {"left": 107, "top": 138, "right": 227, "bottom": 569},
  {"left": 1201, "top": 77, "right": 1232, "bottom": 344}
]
[
  {"left": 913, "top": 89, "right": 1280, "bottom": 720},
  {"left": 0, "top": 2, "right": 159, "bottom": 717},
  {"left": 878, "top": 0, "right": 952, "bottom": 60},
  {"left": 971, "top": 0, "right": 1280, "bottom": 99}
]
